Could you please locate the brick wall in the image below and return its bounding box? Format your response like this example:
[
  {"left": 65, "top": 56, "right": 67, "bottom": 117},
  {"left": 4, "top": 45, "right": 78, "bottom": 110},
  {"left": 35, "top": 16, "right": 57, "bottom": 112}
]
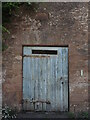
[{"left": 2, "top": 2, "right": 88, "bottom": 112}]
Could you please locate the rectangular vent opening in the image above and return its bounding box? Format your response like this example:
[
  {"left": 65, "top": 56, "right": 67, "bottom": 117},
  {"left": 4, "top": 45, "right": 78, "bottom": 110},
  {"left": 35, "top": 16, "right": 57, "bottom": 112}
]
[{"left": 32, "top": 50, "right": 57, "bottom": 55}]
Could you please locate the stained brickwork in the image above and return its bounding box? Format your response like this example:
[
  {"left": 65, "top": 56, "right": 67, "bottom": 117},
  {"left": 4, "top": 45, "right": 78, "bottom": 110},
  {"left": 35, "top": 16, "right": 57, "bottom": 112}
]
[{"left": 2, "top": 2, "right": 88, "bottom": 112}]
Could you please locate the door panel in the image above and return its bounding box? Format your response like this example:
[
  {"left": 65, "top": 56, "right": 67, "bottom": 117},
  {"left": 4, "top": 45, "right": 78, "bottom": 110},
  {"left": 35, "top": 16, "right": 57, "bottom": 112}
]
[{"left": 23, "top": 47, "right": 68, "bottom": 111}]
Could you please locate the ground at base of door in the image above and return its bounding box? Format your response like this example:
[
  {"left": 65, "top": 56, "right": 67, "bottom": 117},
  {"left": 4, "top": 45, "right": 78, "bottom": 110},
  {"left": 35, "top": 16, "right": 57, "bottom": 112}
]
[{"left": 17, "top": 112, "right": 69, "bottom": 118}]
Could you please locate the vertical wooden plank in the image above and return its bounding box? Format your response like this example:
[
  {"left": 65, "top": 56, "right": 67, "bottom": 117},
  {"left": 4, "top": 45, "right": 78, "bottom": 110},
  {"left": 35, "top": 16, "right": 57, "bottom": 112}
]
[
  {"left": 45, "top": 57, "right": 49, "bottom": 109},
  {"left": 23, "top": 57, "right": 26, "bottom": 99},
  {"left": 50, "top": 57, "right": 53, "bottom": 111},
  {"left": 48, "top": 58, "right": 52, "bottom": 111},
  {"left": 23, "top": 57, "right": 31, "bottom": 110},
  {"left": 44, "top": 58, "right": 47, "bottom": 111},
  {"left": 55, "top": 57, "right": 58, "bottom": 111},
  {"left": 62, "top": 48, "right": 65, "bottom": 111},
  {"left": 40, "top": 58, "right": 44, "bottom": 111},
  {"left": 23, "top": 57, "right": 29, "bottom": 98},
  {"left": 56, "top": 56, "right": 60, "bottom": 111},
  {"left": 57, "top": 48, "right": 62, "bottom": 111},
  {"left": 23, "top": 57, "right": 27, "bottom": 110},
  {"left": 38, "top": 57, "right": 42, "bottom": 111},
  {"left": 60, "top": 48, "right": 64, "bottom": 111},
  {"left": 62, "top": 48, "right": 68, "bottom": 111},
  {"left": 31, "top": 57, "right": 35, "bottom": 110},
  {"left": 40, "top": 57, "right": 47, "bottom": 111},
  {"left": 35, "top": 58, "right": 39, "bottom": 111},
  {"left": 65, "top": 48, "right": 68, "bottom": 111},
  {"left": 27, "top": 57, "right": 31, "bottom": 110},
  {"left": 23, "top": 47, "right": 32, "bottom": 110},
  {"left": 53, "top": 57, "right": 57, "bottom": 111},
  {"left": 38, "top": 58, "right": 40, "bottom": 100},
  {"left": 49, "top": 56, "right": 57, "bottom": 111},
  {"left": 49, "top": 57, "right": 53, "bottom": 111},
  {"left": 46, "top": 57, "right": 51, "bottom": 111},
  {"left": 41, "top": 58, "right": 44, "bottom": 111},
  {"left": 33, "top": 57, "right": 37, "bottom": 111},
  {"left": 46, "top": 58, "right": 49, "bottom": 110},
  {"left": 29, "top": 57, "right": 36, "bottom": 111},
  {"left": 51, "top": 56, "right": 55, "bottom": 111}
]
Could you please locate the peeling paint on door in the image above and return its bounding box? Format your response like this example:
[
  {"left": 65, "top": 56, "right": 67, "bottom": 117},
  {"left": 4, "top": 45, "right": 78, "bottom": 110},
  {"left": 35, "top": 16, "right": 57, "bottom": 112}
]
[{"left": 23, "top": 46, "right": 68, "bottom": 112}]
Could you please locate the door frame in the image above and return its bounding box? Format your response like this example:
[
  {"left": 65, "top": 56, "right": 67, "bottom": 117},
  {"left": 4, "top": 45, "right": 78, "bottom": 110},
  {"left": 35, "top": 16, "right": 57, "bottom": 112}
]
[{"left": 22, "top": 45, "right": 69, "bottom": 112}]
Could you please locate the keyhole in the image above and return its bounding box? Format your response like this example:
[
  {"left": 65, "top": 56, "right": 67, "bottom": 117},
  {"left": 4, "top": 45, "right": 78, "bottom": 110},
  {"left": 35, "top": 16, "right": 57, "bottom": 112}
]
[{"left": 62, "top": 82, "right": 63, "bottom": 84}]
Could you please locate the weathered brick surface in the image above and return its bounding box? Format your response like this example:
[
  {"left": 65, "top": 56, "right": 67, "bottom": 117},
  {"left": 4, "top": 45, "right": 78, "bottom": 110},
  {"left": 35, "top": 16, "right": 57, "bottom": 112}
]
[{"left": 2, "top": 2, "right": 88, "bottom": 112}]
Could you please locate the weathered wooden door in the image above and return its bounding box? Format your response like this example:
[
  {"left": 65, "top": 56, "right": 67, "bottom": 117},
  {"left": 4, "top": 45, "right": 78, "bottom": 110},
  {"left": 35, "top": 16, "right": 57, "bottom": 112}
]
[{"left": 23, "top": 47, "right": 68, "bottom": 112}]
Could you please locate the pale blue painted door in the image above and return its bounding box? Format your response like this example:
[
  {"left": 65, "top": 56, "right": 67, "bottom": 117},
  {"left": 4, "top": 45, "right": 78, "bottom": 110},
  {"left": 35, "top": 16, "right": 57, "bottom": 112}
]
[{"left": 23, "top": 47, "right": 68, "bottom": 112}]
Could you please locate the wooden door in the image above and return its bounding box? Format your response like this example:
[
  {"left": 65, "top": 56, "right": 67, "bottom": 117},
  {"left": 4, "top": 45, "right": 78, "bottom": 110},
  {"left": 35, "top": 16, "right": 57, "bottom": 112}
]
[{"left": 23, "top": 47, "right": 68, "bottom": 112}]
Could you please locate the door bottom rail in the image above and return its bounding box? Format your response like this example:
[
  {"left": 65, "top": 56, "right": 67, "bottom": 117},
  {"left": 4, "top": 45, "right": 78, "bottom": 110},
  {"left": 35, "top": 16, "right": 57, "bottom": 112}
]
[
  {"left": 22, "top": 99, "right": 51, "bottom": 111},
  {"left": 22, "top": 99, "right": 51, "bottom": 104}
]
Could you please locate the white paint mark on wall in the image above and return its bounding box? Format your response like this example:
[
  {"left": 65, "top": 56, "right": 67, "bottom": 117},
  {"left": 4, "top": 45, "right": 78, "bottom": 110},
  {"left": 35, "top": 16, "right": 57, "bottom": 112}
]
[
  {"left": 15, "top": 56, "right": 22, "bottom": 61},
  {"left": 81, "top": 70, "right": 83, "bottom": 77}
]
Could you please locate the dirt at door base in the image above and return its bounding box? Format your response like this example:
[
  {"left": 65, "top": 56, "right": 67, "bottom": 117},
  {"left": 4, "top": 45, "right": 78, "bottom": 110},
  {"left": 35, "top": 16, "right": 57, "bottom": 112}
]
[{"left": 17, "top": 112, "right": 69, "bottom": 118}]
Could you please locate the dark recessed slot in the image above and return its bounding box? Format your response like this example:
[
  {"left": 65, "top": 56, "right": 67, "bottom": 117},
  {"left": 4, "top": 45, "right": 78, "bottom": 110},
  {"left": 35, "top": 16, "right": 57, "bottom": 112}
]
[{"left": 32, "top": 50, "right": 57, "bottom": 55}]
